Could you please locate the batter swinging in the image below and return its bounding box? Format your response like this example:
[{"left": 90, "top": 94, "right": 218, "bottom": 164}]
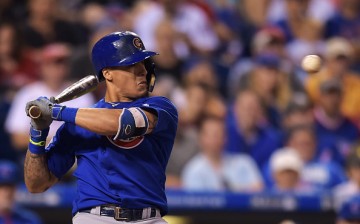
[{"left": 24, "top": 31, "right": 178, "bottom": 224}]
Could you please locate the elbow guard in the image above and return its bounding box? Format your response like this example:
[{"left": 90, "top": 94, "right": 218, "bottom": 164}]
[{"left": 114, "top": 107, "right": 149, "bottom": 140}]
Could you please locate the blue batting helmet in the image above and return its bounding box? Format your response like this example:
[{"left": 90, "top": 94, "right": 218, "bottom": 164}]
[{"left": 91, "top": 31, "right": 158, "bottom": 92}]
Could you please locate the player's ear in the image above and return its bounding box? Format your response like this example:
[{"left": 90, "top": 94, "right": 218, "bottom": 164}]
[{"left": 102, "top": 69, "right": 113, "bottom": 81}]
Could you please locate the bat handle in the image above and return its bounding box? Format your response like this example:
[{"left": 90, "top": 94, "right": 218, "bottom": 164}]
[
  {"left": 28, "top": 96, "right": 57, "bottom": 119},
  {"left": 29, "top": 106, "right": 41, "bottom": 119}
]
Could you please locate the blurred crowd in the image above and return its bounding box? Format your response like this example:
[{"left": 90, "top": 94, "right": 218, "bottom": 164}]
[{"left": 1, "top": 0, "right": 360, "bottom": 223}]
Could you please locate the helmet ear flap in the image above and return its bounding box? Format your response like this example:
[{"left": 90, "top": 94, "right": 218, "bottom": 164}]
[
  {"left": 145, "top": 59, "right": 156, "bottom": 92},
  {"left": 148, "top": 74, "right": 156, "bottom": 92}
]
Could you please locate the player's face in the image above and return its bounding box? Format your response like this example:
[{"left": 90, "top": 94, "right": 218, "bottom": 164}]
[{"left": 107, "top": 61, "right": 148, "bottom": 101}]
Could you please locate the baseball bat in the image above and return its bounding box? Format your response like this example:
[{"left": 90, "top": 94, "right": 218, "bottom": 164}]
[{"left": 28, "top": 75, "right": 99, "bottom": 119}]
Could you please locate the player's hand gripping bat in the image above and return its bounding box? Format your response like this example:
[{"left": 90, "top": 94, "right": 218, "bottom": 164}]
[{"left": 28, "top": 75, "right": 99, "bottom": 119}]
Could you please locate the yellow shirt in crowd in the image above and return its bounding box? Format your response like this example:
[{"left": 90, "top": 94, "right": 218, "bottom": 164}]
[{"left": 306, "top": 68, "right": 360, "bottom": 123}]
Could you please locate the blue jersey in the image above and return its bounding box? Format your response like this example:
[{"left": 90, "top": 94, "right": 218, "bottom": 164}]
[
  {"left": 324, "top": 12, "right": 360, "bottom": 40},
  {"left": 45, "top": 96, "right": 178, "bottom": 216},
  {"left": 225, "top": 110, "right": 283, "bottom": 169},
  {"left": 315, "top": 118, "right": 359, "bottom": 165}
]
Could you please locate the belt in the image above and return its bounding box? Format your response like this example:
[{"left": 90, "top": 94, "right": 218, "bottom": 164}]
[{"left": 80, "top": 205, "right": 160, "bottom": 222}]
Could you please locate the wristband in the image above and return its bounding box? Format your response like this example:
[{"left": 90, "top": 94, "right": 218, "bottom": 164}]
[
  {"left": 52, "top": 105, "right": 78, "bottom": 123},
  {"left": 28, "top": 127, "right": 49, "bottom": 155}
]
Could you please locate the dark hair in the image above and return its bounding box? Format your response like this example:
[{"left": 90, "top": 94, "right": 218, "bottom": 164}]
[{"left": 283, "top": 93, "right": 313, "bottom": 116}]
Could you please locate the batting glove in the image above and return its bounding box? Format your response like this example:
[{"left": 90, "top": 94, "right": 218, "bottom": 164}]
[{"left": 25, "top": 97, "right": 53, "bottom": 130}]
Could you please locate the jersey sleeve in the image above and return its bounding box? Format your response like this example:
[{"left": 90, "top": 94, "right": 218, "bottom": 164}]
[
  {"left": 45, "top": 123, "right": 77, "bottom": 179},
  {"left": 141, "top": 96, "right": 178, "bottom": 135}
]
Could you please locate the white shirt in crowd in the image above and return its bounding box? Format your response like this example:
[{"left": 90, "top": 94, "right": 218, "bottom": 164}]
[{"left": 182, "top": 153, "right": 263, "bottom": 192}]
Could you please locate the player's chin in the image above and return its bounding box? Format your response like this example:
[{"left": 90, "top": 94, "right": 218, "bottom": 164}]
[{"left": 135, "top": 86, "right": 149, "bottom": 98}]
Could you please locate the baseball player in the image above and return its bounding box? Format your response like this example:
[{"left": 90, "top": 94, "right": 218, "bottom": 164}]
[{"left": 24, "top": 31, "right": 178, "bottom": 224}]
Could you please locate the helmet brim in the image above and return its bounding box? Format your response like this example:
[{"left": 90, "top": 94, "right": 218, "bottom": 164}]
[
  {"left": 118, "top": 50, "right": 158, "bottom": 66},
  {"left": 98, "top": 50, "right": 158, "bottom": 81}
]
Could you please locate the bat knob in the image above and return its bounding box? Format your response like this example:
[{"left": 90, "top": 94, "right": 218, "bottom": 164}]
[
  {"left": 50, "top": 96, "right": 57, "bottom": 103},
  {"left": 29, "top": 106, "right": 41, "bottom": 119}
]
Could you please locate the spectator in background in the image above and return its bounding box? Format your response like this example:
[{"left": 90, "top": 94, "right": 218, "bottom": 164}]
[
  {"left": 68, "top": 2, "right": 120, "bottom": 83},
  {"left": 269, "top": 148, "right": 314, "bottom": 193},
  {"left": 152, "top": 20, "right": 184, "bottom": 83},
  {"left": 206, "top": 0, "right": 245, "bottom": 63},
  {"left": 239, "top": 53, "right": 295, "bottom": 127},
  {"left": 174, "top": 58, "right": 226, "bottom": 125},
  {"left": 182, "top": 116, "right": 263, "bottom": 192},
  {"left": 133, "top": 0, "right": 219, "bottom": 57},
  {"left": 251, "top": 26, "right": 288, "bottom": 59},
  {"left": 229, "top": 25, "right": 307, "bottom": 93},
  {"left": 166, "top": 84, "right": 207, "bottom": 188},
  {"left": 314, "top": 79, "right": 359, "bottom": 164},
  {"left": 0, "top": 160, "right": 42, "bottom": 224},
  {"left": 272, "top": 0, "right": 311, "bottom": 43},
  {"left": 286, "top": 18, "right": 325, "bottom": 67},
  {"left": 69, "top": 27, "right": 119, "bottom": 101},
  {"left": 79, "top": 2, "right": 117, "bottom": 33},
  {"left": 282, "top": 93, "right": 314, "bottom": 130},
  {"left": 306, "top": 37, "right": 360, "bottom": 125},
  {"left": 166, "top": 58, "right": 226, "bottom": 187},
  {"left": 166, "top": 83, "right": 226, "bottom": 187},
  {"left": 0, "top": 21, "right": 38, "bottom": 162},
  {"left": 226, "top": 89, "right": 282, "bottom": 169},
  {"left": 286, "top": 125, "right": 346, "bottom": 189},
  {"left": 324, "top": 0, "right": 360, "bottom": 69},
  {"left": 5, "top": 43, "right": 95, "bottom": 152},
  {"left": 23, "top": 0, "right": 87, "bottom": 49},
  {"left": 263, "top": 125, "right": 346, "bottom": 189},
  {"left": 182, "top": 56, "right": 229, "bottom": 97},
  {"left": 228, "top": 26, "right": 303, "bottom": 98},
  {"left": 0, "top": 22, "right": 38, "bottom": 89},
  {"left": 182, "top": 58, "right": 218, "bottom": 92},
  {"left": 240, "top": 0, "right": 269, "bottom": 28},
  {"left": 337, "top": 194, "right": 360, "bottom": 224},
  {"left": 267, "top": 0, "right": 335, "bottom": 24},
  {"left": 333, "top": 149, "right": 360, "bottom": 210},
  {"left": 142, "top": 20, "right": 184, "bottom": 103}
]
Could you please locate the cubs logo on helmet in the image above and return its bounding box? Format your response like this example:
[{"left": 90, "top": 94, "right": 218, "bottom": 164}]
[
  {"left": 133, "top": 37, "right": 144, "bottom": 50},
  {"left": 107, "top": 136, "right": 144, "bottom": 149}
]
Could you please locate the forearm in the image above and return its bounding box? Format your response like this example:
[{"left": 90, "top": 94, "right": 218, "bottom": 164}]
[
  {"left": 24, "top": 150, "right": 57, "bottom": 193},
  {"left": 74, "top": 108, "right": 157, "bottom": 136},
  {"left": 75, "top": 108, "right": 122, "bottom": 135}
]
